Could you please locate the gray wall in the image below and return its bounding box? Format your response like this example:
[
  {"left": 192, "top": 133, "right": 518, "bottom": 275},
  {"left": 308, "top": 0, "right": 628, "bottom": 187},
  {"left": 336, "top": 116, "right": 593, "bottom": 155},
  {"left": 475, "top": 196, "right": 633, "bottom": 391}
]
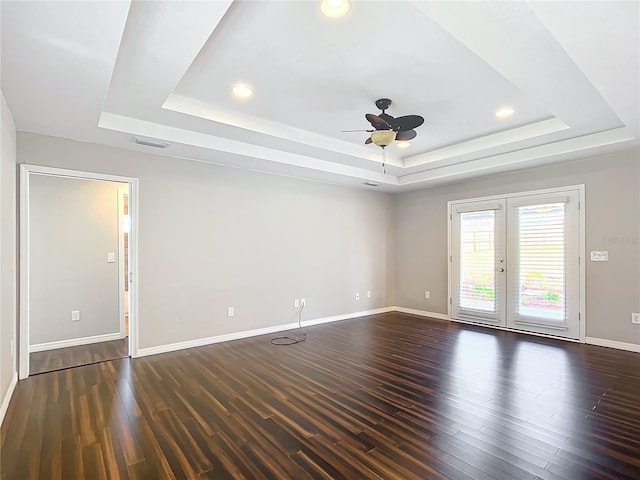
[
  {"left": 394, "top": 150, "right": 640, "bottom": 345},
  {"left": 1, "top": 91, "right": 17, "bottom": 412},
  {"left": 29, "top": 175, "right": 122, "bottom": 346},
  {"left": 18, "top": 133, "right": 396, "bottom": 350},
  {"left": 14, "top": 132, "right": 640, "bottom": 355}
]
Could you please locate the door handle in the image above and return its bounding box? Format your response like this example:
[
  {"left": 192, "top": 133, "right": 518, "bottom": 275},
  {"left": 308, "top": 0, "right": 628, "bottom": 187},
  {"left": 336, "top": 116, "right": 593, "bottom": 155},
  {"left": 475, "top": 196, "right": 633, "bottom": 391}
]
[{"left": 496, "top": 267, "right": 505, "bottom": 272}]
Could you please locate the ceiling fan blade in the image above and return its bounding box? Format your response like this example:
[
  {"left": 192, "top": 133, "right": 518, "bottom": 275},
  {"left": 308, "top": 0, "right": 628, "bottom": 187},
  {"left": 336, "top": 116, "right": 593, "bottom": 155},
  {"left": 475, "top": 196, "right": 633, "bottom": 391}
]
[
  {"left": 365, "top": 137, "right": 372, "bottom": 144},
  {"left": 394, "top": 115, "right": 424, "bottom": 132},
  {"left": 395, "top": 129, "right": 417, "bottom": 141},
  {"left": 365, "top": 113, "right": 391, "bottom": 130},
  {"left": 341, "top": 129, "right": 374, "bottom": 132},
  {"left": 379, "top": 113, "right": 396, "bottom": 127}
]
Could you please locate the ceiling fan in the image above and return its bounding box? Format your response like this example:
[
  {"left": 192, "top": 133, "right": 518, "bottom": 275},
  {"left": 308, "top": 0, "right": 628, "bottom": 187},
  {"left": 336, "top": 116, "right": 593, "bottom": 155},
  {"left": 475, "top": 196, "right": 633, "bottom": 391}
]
[
  {"left": 342, "top": 98, "right": 425, "bottom": 147},
  {"left": 342, "top": 98, "right": 424, "bottom": 173}
]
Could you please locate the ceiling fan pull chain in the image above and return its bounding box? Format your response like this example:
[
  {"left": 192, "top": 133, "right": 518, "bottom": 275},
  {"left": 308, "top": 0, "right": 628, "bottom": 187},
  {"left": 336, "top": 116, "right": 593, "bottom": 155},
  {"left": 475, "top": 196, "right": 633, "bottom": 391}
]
[{"left": 382, "top": 147, "right": 387, "bottom": 174}]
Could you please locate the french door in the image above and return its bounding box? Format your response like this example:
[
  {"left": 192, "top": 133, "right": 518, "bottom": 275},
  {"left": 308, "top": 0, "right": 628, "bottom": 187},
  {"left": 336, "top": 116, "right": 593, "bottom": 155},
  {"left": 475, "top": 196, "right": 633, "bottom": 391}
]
[{"left": 450, "top": 187, "right": 583, "bottom": 340}]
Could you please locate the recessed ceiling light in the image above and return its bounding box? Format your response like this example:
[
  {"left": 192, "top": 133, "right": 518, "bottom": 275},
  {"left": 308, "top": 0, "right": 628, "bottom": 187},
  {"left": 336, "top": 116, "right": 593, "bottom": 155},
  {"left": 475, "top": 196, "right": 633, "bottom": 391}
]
[
  {"left": 232, "top": 84, "right": 253, "bottom": 98},
  {"left": 321, "top": 0, "right": 351, "bottom": 18},
  {"left": 397, "top": 142, "right": 411, "bottom": 149},
  {"left": 495, "top": 107, "right": 515, "bottom": 119}
]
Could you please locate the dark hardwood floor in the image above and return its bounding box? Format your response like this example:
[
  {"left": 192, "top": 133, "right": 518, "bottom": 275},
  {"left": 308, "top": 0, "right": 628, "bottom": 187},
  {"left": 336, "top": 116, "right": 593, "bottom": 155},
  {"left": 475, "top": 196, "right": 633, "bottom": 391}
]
[
  {"left": 29, "top": 337, "right": 129, "bottom": 375},
  {"left": 2, "top": 312, "right": 639, "bottom": 479}
]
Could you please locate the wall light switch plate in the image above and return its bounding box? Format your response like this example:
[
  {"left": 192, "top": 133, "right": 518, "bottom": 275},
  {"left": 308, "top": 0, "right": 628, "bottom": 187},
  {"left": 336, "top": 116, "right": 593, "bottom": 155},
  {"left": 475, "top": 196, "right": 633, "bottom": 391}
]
[
  {"left": 355, "top": 293, "right": 360, "bottom": 300},
  {"left": 71, "top": 310, "right": 80, "bottom": 322},
  {"left": 632, "top": 313, "right": 640, "bottom": 325},
  {"left": 366, "top": 291, "right": 371, "bottom": 298},
  {"left": 107, "top": 252, "right": 116, "bottom": 263},
  {"left": 227, "top": 307, "right": 234, "bottom": 317},
  {"left": 590, "top": 251, "right": 608, "bottom": 261},
  {"left": 425, "top": 291, "right": 431, "bottom": 299}
]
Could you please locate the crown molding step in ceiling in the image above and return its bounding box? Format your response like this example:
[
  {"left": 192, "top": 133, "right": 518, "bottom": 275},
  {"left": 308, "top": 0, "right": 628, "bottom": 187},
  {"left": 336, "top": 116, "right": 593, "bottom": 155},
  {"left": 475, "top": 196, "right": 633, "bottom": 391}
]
[{"left": 2, "top": 1, "right": 638, "bottom": 191}]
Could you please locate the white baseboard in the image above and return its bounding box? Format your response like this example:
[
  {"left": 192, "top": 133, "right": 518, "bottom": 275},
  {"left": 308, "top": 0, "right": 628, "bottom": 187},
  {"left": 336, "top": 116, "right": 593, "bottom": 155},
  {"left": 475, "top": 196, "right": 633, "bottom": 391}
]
[
  {"left": 392, "top": 307, "right": 450, "bottom": 321},
  {"left": 303, "top": 307, "right": 394, "bottom": 327},
  {"left": 0, "top": 372, "right": 18, "bottom": 427},
  {"left": 29, "top": 332, "right": 124, "bottom": 353},
  {"left": 131, "top": 307, "right": 640, "bottom": 359},
  {"left": 136, "top": 307, "right": 394, "bottom": 358},
  {"left": 586, "top": 337, "right": 640, "bottom": 353}
]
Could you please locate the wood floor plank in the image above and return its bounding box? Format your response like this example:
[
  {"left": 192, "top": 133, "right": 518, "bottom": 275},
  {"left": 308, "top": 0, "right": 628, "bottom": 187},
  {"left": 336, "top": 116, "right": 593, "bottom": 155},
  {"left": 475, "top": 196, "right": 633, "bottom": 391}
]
[
  {"left": 3, "top": 312, "right": 640, "bottom": 479},
  {"left": 30, "top": 338, "right": 128, "bottom": 375}
]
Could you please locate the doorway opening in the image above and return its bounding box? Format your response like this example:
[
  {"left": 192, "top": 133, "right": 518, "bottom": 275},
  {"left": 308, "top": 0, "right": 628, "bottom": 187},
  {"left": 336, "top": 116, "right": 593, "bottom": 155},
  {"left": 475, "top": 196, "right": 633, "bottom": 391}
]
[{"left": 19, "top": 165, "right": 139, "bottom": 378}]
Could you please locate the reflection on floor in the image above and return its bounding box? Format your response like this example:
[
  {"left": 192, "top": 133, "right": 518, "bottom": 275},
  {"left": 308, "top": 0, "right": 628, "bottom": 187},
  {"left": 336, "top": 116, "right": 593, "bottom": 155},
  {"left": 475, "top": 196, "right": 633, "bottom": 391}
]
[
  {"left": 30, "top": 337, "right": 128, "bottom": 375},
  {"left": 5, "top": 313, "right": 639, "bottom": 479}
]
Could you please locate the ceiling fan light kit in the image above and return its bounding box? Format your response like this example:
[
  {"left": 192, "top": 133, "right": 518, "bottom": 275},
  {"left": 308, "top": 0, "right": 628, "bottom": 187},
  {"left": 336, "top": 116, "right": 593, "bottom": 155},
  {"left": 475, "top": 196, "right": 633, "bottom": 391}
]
[{"left": 371, "top": 130, "right": 396, "bottom": 147}]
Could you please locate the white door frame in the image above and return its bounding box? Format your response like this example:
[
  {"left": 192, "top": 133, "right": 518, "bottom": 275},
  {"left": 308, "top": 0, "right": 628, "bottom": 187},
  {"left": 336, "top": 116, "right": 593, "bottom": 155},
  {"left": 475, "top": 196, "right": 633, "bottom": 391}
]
[
  {"left": 117, "top": 186, "right": 127, "bottom": 340},
  {"left": 19, "top": 164, "right": 140, "bottom": 379},
  {"left": 448, "top": 184, "right": 586, "bottom": 343}
]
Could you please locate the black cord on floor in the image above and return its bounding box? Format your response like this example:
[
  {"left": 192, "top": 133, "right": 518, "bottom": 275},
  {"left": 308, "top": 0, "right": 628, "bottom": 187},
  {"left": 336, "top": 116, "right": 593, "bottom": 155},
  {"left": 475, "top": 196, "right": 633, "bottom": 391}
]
[{"left": 271, "top": 303, "right": 307, "bottom": 346}]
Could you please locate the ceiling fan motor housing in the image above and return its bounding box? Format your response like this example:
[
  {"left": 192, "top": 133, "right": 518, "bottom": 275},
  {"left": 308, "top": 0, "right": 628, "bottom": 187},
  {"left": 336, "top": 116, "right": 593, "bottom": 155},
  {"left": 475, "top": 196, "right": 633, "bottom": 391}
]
[{"left": 375, "top": 98, "right": 392, "bottom": 111}]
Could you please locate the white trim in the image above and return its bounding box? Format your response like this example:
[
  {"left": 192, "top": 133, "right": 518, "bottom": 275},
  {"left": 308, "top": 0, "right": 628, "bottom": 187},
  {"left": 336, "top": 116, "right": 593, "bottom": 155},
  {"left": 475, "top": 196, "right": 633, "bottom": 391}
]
[
  {"left": 404, "top": 118, "right": 570, "bottom": 168},
  {"left": 447, "top": 205, "right": 452, "bottom": 319},
  {"left": 303, "top": 307, "right": 393, "bottom": 327},
  {"left": 99, "top": 113, "right": 398, "bottom": 186},
  {"left": 136, "top": 307, "right": 393, "bottom": 358},
  {"left": 454, "top": 202, "right": 503, "bottom": 214},
  {"left": 19, "top": 165, "right": 30, "bottom": 379},
  {"left": 29, "top": 332, "right": 124, "bottom": 353},
  {"left": 392, "top": 307, "right": 450, "bottom": 321},
  {"left": 19, "top": 164, "right": 139, "bottom": 378},
  {"left": 128, "top": 179, "right": 139, "bottom": 358},
  {"left": 400, "top": 128, "right": 635, "bottom": 187},
  {"left": 163, "top": 93, "right": 403, "bottom": 167},
  {"left": 448, "top": 184, "right": 586, "bottom": 207},
  {"left": 117, "top": 186, "right": 127, "bottom": 341},
  {"left": 578, "top": 185, "right": 587, "bottom": 344},
  {"left": 19, "top": 164, "right": 135, "bottom": 184},
  {"left": 0, "top": 373, "right": 18, "bottom": 426},
  {"left": 586, "top": 337, "right": 640, "bottom": 353}
]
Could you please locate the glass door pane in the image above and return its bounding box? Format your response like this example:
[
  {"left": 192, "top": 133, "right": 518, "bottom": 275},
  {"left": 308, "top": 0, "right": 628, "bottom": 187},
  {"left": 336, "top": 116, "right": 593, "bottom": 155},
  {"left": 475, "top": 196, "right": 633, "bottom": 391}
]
[
  {"left": 451, "top": 200, "right": 505, "bottom": 325},
  {"left": 459, "top": 210, "right": 496, "bottom": 313},
  {"left": 517, "top": 203, "right": 565, "bottom": 320}
]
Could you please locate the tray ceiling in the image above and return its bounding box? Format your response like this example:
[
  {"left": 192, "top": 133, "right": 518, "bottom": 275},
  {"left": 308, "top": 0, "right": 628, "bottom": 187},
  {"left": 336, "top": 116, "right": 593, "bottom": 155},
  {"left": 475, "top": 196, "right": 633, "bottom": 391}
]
[{"left": 2, "top": 1, "right": 638, "bottom": 191}]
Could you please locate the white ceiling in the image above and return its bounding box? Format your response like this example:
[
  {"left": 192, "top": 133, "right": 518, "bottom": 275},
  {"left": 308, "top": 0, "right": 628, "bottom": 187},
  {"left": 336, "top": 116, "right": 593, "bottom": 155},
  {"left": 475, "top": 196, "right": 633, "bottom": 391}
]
[{"left": 2, "top": 1, "right": 638, "bottom": 192}]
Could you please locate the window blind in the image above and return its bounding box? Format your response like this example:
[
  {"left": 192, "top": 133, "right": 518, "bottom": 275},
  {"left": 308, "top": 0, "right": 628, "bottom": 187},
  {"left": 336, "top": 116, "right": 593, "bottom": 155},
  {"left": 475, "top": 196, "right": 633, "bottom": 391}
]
[{"left": 515, "top": 203, "right": 566, "bottom": 321}]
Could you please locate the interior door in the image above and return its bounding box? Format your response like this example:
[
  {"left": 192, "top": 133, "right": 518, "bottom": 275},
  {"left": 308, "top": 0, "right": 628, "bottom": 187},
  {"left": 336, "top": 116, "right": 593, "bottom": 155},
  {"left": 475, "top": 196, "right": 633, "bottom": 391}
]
[
  {"left": 450, "top": 188, "right": 582, "bottom": 340},
  {"left": 451, "top": 200, "right": 506, "bottom": 326}
]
